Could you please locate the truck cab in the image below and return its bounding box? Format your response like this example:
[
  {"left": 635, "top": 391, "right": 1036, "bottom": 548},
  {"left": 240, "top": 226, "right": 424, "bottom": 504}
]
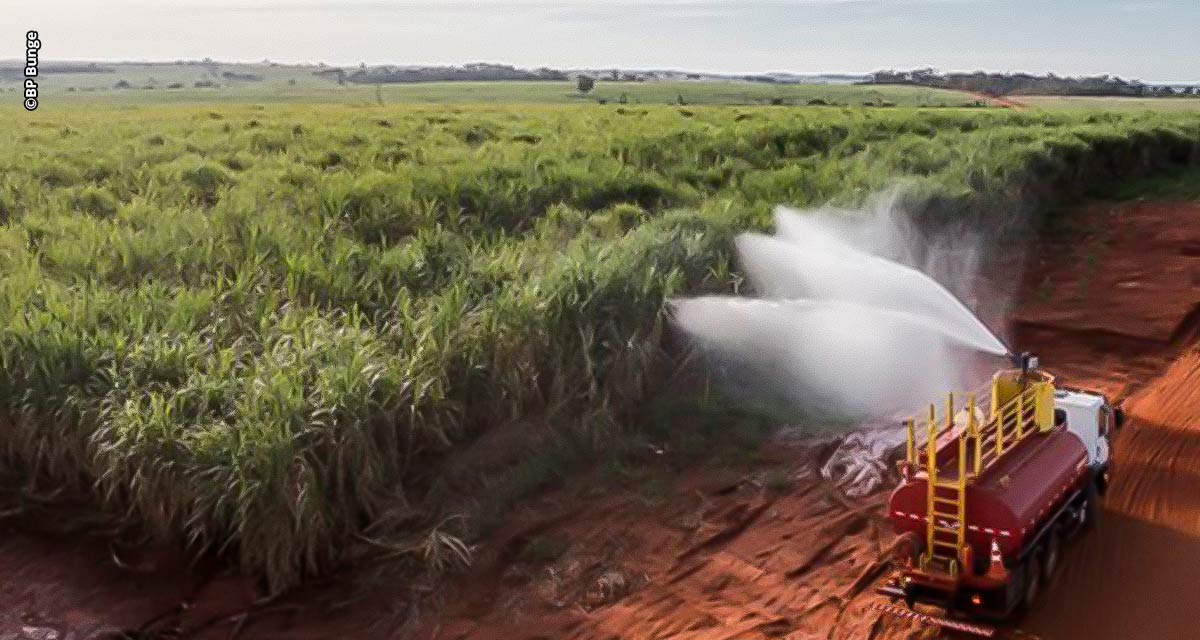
[{"left": 1055, "top": 388, "right": 1118, "bottom": 492}]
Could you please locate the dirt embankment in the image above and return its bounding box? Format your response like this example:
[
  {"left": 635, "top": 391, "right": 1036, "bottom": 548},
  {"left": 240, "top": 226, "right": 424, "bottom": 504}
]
[{"left": 0, "top": 199, "right": 1197, "bottom": 640}]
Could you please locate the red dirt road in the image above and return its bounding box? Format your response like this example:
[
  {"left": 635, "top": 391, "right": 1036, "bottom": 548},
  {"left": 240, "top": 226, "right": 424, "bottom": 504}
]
[
  {"left": 1007, "top": 201, "right": 1200, "bottom": 640},
  {"left": 0, "top": 199, "right": 1196, "bottom": 640}
]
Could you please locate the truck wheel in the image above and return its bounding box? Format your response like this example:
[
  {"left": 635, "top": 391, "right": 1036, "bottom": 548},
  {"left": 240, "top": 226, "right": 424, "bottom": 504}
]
[
  {"left": 1082, "top": 481, "right": 1101, "bottom": 531},
  {"left": 1042, "top": 530, "right": 1062, "bottom": 585},
  {"left": 1019, "top": 550, "right": 1042, "bottom": 611}
]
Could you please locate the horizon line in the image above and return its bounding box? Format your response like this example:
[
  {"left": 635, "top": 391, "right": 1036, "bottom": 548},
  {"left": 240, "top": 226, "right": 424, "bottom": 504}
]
[{"left": 3, "top": 58, "right": 1196, "bottom": 85}]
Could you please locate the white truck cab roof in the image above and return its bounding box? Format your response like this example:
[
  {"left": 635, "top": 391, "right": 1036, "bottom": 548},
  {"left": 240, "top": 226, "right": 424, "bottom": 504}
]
[
  {"left": 1054, "top": 388, "right": 1105, "bottom": 412},
  {"left": 1054, "top": 388, "right": 1111, "bottom": 469}
]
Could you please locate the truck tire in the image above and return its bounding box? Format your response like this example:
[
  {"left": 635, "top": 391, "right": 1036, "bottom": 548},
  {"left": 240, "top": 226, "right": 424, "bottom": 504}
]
[
  {"left": 1042, "top": 530, "right": 1062, "bottom": 585},
  {"left": 1019, "top": 549, "right": 1043, "bottom": 611},
  {"left": 1082, "top": 481, "right": 1101, "bottom": 531}
]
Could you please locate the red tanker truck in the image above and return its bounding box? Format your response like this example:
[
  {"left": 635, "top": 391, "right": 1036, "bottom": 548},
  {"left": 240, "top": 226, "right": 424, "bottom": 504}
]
[{"left": 874, "top": 356, "right": 1119, "bottom": 637}]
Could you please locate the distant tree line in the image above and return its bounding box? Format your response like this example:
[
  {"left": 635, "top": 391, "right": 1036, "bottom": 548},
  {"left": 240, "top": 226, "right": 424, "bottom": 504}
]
[
  {"left": 867, "top": 68, "right": 1198, "bottom": 97},
  {"left": 330, "top": 63, "right": 568, "bottom": 84}
]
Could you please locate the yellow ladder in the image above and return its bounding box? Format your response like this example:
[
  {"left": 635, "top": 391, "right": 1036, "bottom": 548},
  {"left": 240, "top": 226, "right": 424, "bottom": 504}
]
[{"left": 922, "top": 394, "right": 970, "bottom": 576}]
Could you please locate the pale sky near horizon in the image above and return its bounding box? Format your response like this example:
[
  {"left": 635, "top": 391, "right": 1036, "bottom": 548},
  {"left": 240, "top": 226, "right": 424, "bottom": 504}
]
[{"left": 10, "top": 0, "right": 1199, "bottom": 82}]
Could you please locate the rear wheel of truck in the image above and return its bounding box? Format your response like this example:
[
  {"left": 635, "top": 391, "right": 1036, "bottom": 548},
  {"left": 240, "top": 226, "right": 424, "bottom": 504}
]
[
  {"left": 1042, "top": 530, "right": 1062, "bottom": 585},
  {"left": 1019, "top": 549, "right": 1043, "bottom": 611},
  {"left": 1082, "top": 481, "right": 1101, "bottom": 531}
]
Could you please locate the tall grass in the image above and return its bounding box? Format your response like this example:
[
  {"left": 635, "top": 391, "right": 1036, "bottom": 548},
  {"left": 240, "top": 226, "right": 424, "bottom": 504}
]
[{"left": 0, "top": 104, "right": 1197, "bottom": 590}]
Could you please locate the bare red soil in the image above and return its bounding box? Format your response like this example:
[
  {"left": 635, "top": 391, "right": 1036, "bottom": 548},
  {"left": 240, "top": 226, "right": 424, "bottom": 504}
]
[
  {"left": 1002, "top": 200, "right": 1200, "bottom": 640},
  {"left": 0, "top": 198, "right": 1197, "bottom": 640},
  {"left": 1011, "top": 200, "right": 1200, "bottom": 398},
  {"left": 0, "top": 532, "right": 187, "bottom": 639},
  {"left": 413, "top": 454, "right": 911, "bottom": 640}
]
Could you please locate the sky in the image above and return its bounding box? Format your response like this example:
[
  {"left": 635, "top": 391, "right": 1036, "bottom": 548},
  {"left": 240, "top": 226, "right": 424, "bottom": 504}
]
[{"left": 11, "top": 0, "right": 1199, "bottom": 81}]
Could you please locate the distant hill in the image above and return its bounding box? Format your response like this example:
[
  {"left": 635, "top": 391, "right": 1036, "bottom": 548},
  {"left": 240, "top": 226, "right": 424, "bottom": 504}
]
[
  {"left": 4, "top": 59, "right": 1187, "bottom": 105},
  {"left": 570, "top": 69, "right": 869, "bottom": 85},
  {"left": 344, "top": 63, "right": 567, "bottom": 83},
  {"left": 0, "top": 59, "right": 872, "bottom": 87},
  {"left": 0, "top": 61, "right": 115, "bottom": 80}
]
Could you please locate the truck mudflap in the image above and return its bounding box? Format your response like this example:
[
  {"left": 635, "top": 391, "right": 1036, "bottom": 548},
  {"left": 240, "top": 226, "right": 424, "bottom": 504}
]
[{"left": 870, "top": 602, "right": 998, "bottom": 638}]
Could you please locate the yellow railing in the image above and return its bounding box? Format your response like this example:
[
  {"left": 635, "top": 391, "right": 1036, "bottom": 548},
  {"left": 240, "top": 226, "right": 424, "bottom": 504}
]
[
  {"left": 975, "top": 385, "right": 1040, "bottom": 471},
  {"left": 903, "top": 378, "right": 990, "bottom": 470},
  {"left": 904, "top": 371, "right": 1053, "bottom": 480}
]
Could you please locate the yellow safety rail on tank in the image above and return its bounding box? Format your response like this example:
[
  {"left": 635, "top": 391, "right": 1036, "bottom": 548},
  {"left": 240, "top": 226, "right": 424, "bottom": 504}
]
[{"left": 903, "top": 370, "right": 1054, "bottom": 476}]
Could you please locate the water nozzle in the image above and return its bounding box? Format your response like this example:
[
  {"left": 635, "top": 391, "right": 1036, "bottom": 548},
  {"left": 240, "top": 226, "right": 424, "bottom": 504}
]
[{"left": 1013, "top": 351, "right": 1039, "bottom": 374}]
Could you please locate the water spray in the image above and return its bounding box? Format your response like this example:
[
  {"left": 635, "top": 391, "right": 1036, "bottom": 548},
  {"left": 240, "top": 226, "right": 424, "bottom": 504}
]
[{"left": 672, "top": 200, "right": 1014, "bottom": 419}]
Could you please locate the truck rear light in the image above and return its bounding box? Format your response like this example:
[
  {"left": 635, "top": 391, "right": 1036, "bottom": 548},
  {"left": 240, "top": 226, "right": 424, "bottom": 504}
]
[{"left": 970, "top": 593, "right": 983, "bottom": 606}]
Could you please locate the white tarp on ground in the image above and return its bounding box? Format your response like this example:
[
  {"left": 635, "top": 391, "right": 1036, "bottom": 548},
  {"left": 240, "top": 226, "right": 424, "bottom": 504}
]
[{"left": 819, "top": 423, "right": 908, "bottom": 498}]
